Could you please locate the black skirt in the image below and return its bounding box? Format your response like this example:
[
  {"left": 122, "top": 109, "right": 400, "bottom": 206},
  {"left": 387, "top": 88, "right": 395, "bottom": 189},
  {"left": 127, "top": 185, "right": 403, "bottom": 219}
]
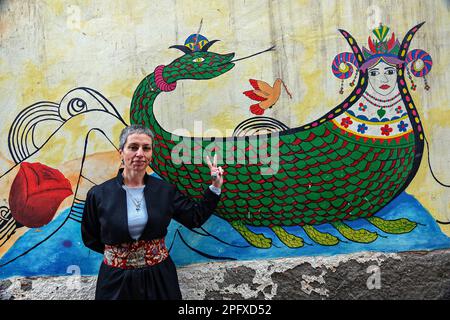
[{"left": 95, "top": 256, "right": 182, "bottom": 300}]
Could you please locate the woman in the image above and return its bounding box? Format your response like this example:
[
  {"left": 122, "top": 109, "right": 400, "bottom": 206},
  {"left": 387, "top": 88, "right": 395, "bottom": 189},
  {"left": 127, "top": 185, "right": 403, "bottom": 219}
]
[
  {"left": 81, "top": 124, "right": 224, "bottom": 300},
  {"left": 333, "top": 58, "right": 414, "bottom": 139},
  {"left": 331, "top": 24, "right": 432, "bottom": 140}
]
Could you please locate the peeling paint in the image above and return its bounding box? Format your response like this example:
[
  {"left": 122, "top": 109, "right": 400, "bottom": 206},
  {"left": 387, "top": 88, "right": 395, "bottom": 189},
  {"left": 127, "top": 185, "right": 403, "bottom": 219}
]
[
  {"left": 177, "top": 251, "right": 403, "bottom": 299},
  {"left": 1, "top": 249, "right": 448, "bottom": 300}
]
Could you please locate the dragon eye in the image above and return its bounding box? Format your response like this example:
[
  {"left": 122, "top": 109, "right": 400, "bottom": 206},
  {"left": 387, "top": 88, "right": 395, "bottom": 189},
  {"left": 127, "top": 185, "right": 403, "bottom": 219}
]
[{"left": 193, "top": 57, "right": 204, "bottom": 63}]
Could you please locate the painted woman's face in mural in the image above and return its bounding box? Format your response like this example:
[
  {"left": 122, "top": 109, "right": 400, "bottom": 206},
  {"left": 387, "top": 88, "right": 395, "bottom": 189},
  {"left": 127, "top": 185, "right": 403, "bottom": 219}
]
[
  {"left": 120, "top": 133, "right": 153, "bottom": 172},
  {"left": 367, "top": 60, "right": 397, "bottom": 96}
]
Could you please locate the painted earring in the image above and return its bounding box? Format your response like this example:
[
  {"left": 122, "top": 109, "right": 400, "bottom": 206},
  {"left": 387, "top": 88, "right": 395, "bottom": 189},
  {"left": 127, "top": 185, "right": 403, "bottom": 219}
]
[
  {"left": 406, "top": 67, "right": 416, "bottom": 91},
  {"left": 423, "top": 76, "right": 430, "bottom": 91},
  {"left": 339, "top": 79, "right": 344, "bottom": 94},
  {"left": 349, "top": 70, "right": 358, "bottom": 87}
]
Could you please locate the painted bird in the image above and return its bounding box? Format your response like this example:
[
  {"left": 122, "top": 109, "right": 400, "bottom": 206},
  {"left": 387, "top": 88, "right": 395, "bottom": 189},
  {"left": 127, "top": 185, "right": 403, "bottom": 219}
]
[{"left": 243, "top": 78, "right": 283, "bottom": 115}]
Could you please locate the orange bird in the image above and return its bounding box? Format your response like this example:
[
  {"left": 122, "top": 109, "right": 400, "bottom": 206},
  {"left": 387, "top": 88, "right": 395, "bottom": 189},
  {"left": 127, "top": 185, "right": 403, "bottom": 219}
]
[{"left": 243, "top": 78, "right": 291, "bottom": 115}]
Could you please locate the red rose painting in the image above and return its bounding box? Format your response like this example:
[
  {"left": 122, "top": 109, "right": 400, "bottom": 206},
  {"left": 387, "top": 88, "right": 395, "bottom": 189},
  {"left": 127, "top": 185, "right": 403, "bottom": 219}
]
[{"left": 9, "top": 162, "right": 73, "bottom": 228}]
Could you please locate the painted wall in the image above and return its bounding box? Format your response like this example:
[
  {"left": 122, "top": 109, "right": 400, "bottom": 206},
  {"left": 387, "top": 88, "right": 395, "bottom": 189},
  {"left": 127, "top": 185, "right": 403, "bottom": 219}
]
[{"left": 0, "top": 0, "right": 449, "bottom": 281}]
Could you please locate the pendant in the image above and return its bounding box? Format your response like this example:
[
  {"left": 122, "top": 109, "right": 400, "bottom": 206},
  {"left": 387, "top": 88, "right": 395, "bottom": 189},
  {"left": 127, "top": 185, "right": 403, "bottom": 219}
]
[{"left": 377, "top": 108, "right": 386, "bottom": 119}]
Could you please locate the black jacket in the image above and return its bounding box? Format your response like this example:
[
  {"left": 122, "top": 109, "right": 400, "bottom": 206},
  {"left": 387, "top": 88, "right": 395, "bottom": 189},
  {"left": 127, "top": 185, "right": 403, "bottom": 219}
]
[{"left": 81, "top": 169, "right": 221, "bottom": 254}]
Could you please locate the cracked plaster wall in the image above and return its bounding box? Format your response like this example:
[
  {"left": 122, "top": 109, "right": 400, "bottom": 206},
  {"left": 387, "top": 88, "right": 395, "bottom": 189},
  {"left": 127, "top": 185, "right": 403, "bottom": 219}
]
[{"left": 1, "top": 249, "right": 449, "bottom": 300}]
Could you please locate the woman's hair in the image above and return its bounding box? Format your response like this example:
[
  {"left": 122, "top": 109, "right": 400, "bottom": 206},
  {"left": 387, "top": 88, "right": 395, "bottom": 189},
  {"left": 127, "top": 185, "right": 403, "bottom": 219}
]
[
  {"left": 119, "top": 125, "right": 155, "bottom": 150},
  {"left": 360, "top": 56, "right": 404, "bottom": 72}
]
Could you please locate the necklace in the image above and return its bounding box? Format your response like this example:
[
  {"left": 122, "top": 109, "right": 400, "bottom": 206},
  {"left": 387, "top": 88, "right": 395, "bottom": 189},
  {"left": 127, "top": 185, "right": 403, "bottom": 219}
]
[
  {"left": 154, "top": 65, "right": 177, "bottom": 92},
  {"left": 364, "top": 92, "right": 400, "bottom": 103},
  {"left": 363, "top": 94, "right": 402, "bottom": 109},
  {"left": 125, "top": 188, "right": 144, "bottom": 212},
  {"left": 362, "top": 93, "right": 403, "bottom": 119}
]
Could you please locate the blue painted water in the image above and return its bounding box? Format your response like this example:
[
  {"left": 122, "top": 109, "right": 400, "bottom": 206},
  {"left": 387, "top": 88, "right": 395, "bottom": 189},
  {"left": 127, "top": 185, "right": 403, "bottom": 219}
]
[{"left": 1, "top": 188, "right": 449, "bottom": 279}]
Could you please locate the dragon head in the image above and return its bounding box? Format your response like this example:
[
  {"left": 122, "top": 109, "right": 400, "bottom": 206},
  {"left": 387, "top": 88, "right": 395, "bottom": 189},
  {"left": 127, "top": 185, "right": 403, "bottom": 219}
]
[{"left": 162, "top": 35, "right": 235, "bottom": 82}]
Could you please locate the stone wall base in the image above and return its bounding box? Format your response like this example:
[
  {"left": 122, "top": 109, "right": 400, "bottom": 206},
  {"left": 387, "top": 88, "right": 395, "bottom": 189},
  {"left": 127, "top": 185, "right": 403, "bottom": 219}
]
[{"left": 1, "top": 249, "right": 449, "bottom": 300}]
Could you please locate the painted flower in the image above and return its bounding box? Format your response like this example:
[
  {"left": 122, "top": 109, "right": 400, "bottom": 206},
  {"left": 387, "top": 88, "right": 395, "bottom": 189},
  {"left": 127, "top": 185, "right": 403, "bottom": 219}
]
[
  {"left": 357, "top": 123, "right": 368, "bottom": 134},
  {"left": 340, "top": 117, "right": 353, "bottom": 128},
  {"left": 380, "top": 124, "right": 393, "bottom": 136},
  {"left": 358, "top": 103, "right": 367, "bottom": 112},
  {"left": 9, "top": 162, "right": 73, "bottom": 228},
  {"left": 397, "top": 120, "right": 409, "bottom": 132},
  {"left": 395, "top": 106, "right": 402, "bottom": 114}
]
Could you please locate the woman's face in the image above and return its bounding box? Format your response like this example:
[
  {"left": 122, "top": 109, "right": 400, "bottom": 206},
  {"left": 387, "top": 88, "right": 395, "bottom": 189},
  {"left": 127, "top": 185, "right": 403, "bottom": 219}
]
[
  {"left": 367, "top": 60, "right": 397, "bottom": 96},
  {"left": 120, "top": 133, "right": 153, "bottom": 172}
]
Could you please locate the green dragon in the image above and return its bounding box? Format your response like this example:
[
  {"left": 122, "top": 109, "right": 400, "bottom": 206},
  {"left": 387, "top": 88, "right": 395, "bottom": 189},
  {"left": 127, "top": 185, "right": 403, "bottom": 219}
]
[{"left": 130, "top": 23, "right": 428, "bottom": 248}]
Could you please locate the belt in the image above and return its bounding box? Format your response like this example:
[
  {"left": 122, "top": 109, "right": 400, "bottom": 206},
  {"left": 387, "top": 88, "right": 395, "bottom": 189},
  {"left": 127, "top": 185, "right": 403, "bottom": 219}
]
[{"left": 103, "top": 238, "right": 169, "bottom": 269}]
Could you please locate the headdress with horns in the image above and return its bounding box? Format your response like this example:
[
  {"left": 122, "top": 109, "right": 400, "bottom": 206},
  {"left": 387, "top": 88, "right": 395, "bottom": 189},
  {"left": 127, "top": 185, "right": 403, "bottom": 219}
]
[
  {"left": 359, "top": 24, "right": 404, "bottom": 71},
  {"left": 331, "top": 23, "right": 433, "bottom": 92}
]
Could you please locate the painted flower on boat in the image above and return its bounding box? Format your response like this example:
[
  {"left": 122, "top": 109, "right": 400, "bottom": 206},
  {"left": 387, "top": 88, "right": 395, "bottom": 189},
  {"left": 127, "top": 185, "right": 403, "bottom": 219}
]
[
  {"left": 357, "top": 123, "right": 369, "bottom": 134},
  {"left": 380, "top": 124, "right": 393, "bottom": 136},
  {"left": 358, "top": 103, "right": 367, "bottom": 112},
  {"left": 340, "top": 117, "right": 353, "bottom": 128},
  {"left": 397, "top": 120, "right": 409, "bottom": 132}
]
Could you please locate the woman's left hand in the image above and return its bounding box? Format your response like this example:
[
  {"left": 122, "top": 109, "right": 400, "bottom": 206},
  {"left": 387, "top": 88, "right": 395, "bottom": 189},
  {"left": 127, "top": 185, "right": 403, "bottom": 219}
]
[{"left": 206, "top": 155, "right": 224, "bottom": 188}]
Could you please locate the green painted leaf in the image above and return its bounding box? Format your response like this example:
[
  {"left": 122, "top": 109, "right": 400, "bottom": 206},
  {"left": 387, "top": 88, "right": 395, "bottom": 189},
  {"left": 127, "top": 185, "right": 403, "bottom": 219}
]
[{"left": 377, "top": 108, "right": 386, "bottom": 118}]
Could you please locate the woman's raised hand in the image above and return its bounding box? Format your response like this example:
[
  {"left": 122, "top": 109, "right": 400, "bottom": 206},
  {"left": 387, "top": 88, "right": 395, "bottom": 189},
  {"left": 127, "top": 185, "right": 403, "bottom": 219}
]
[{"left": 206, "top": 154, "right": 224, "bottom": 188}]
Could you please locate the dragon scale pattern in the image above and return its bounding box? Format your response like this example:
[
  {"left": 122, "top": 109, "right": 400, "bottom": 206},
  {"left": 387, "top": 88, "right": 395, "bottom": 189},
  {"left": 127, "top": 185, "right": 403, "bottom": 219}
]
[{"left": 131, "top": 77, "right": 416, "bottom": 228}]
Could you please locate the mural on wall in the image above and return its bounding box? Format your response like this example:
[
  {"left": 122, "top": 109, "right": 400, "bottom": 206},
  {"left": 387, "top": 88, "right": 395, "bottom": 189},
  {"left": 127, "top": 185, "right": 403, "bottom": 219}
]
[
  {"left": 0, "top": 1, "right": 449, "bottom": 278},
  {"left": 130, "top": 21, "right": 448, "bottom": 251},
  {"left": 0, "top": 87, "right": 127, "bottom": 269}
]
